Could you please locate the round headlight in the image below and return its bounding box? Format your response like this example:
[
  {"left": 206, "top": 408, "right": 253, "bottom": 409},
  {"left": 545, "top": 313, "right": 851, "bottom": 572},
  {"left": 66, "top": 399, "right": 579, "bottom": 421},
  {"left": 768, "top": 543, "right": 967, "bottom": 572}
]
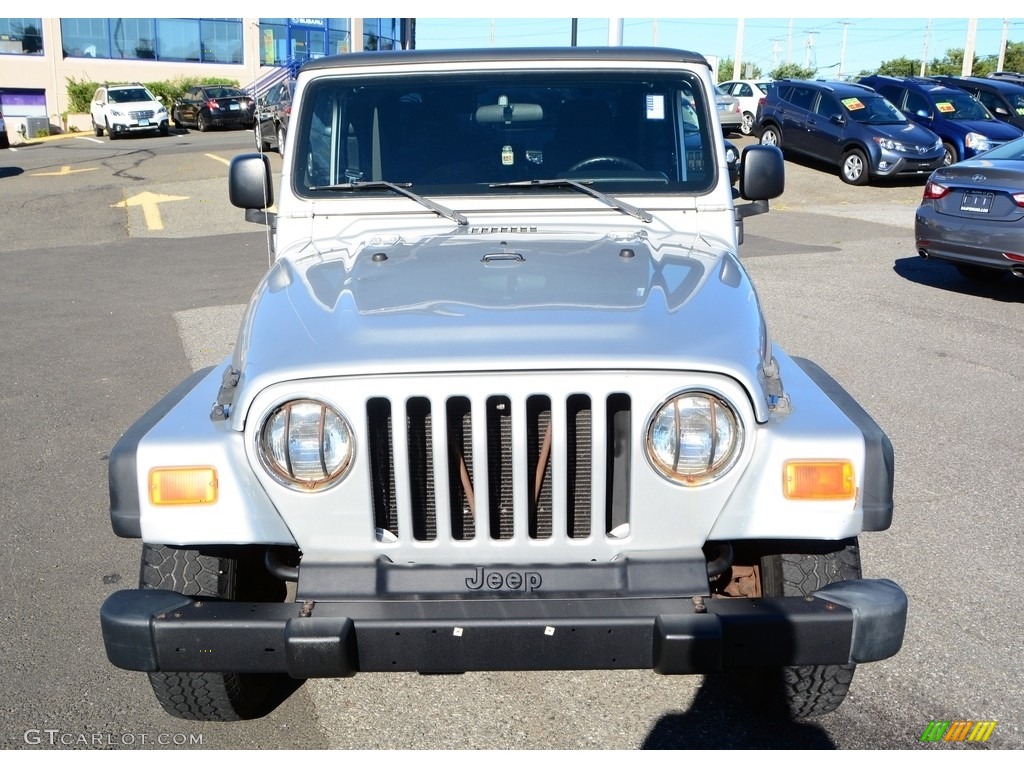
[
  {"left": 646, "top": 391, "right": 742, "bottom": 486},
  {"left": 259, "top": 399, "right": 353, "bottom": 491}
]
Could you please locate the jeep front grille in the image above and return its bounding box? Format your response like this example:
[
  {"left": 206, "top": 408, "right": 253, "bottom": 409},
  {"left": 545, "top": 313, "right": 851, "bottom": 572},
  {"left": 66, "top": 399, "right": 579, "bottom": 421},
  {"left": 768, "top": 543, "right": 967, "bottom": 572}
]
[{"left": 366, "top": 392, "right": 631, "bottom": 543}]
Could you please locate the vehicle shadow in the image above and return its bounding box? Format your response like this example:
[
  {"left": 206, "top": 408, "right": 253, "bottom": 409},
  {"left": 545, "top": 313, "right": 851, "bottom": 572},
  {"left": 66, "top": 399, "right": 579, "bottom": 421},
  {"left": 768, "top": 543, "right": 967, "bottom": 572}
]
[
  {"left": 642, "top": 674, "right": 837, "bottom": 749},
  {"left": 893, "top": 255, "right": 1024, "bottom": 303},
  {"left": 0, "top": 166, "right": 25, "bottom": 178},
  {"left": 781, "top": 152, "right": 930, "bottom": 190}
]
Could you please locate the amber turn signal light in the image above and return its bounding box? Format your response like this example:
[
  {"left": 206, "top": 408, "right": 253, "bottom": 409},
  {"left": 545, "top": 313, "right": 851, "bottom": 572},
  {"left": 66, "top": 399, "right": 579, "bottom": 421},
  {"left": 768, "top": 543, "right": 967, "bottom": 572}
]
[
  {"left": 149, "top": 467, "right": 218, "bottom": 505},
  {"left": 783, "top": 461, "right": 855, "bottom": 500}
]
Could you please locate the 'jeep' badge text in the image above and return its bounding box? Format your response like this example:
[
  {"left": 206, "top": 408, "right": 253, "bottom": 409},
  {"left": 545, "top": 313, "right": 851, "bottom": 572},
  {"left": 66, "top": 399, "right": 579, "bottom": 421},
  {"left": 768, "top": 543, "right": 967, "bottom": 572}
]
[{"left": 466, "top": 567, "right": 542, "bottom": 592}]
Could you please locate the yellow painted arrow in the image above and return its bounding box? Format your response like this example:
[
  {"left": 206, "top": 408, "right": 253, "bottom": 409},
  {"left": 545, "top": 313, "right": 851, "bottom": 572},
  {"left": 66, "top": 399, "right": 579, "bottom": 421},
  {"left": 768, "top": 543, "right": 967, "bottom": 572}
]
[
  {"left": 111, "top": 191, "right": 189, "bottom": 231},
  {"left": 32, "top": 165, "right": 98, "bottom": 176}
]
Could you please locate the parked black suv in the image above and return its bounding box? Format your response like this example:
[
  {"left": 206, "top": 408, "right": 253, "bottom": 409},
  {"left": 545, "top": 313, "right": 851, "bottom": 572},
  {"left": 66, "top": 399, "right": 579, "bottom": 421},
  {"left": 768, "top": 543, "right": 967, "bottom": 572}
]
[
  {"left": 930, "top": 75, "right": 1024, "bottom": 131},
  {"left": 255, "top": 78, "right": 295, "bottom": 157},
  {"left": 858, "top": 74, "right": 1023, "bottom": 165},
  {"left": 756, "top": 79, "right": 944, "bottom": 185}
]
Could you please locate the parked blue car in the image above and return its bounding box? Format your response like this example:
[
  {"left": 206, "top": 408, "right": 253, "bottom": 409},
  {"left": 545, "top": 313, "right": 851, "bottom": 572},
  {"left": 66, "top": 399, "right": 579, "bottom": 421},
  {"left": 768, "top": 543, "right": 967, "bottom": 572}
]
[{"left": 859, "top": 74, "right": 1023, "bottom": 165}]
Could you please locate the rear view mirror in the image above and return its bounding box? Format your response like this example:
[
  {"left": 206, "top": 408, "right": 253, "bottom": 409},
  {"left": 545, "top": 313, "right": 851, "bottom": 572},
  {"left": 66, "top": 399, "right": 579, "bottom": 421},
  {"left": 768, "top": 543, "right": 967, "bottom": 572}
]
[{"left": 475, "top": 103, "right": 543, "bottom": 124}]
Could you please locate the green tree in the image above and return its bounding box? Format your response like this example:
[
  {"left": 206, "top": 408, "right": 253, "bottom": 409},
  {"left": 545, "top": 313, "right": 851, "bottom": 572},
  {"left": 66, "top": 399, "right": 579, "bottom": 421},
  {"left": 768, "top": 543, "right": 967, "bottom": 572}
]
[
  {"left": 1002, "top": 40, "right": 1024, "bottom": 73},
  {"left": 769, "top": 62, "right": 816, "bottom": 80},
  {"left": 716, "top": 57, "right": 763, "bottom": 83},
  {"left": 877, "top": 57, "right": 921, "bottom": 77}
]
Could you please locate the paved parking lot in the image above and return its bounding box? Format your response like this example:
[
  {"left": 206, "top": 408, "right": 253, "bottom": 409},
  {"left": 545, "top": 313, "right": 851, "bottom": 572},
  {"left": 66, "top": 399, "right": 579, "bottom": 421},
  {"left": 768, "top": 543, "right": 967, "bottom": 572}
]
[{"left": 1, "top": 129, "right": 1022, "bottom": 750}]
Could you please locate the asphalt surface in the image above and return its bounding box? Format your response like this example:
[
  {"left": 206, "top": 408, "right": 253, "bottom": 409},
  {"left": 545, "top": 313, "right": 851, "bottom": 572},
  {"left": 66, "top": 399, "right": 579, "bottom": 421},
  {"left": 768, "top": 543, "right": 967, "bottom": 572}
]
[{"left": 1, "top": 129, "right": 1021, "bottom": 751}]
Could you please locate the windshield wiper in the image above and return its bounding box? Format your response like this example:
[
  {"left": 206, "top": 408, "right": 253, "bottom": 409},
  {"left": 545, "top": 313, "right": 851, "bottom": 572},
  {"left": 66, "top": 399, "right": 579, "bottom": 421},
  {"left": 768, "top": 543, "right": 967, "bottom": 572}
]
[
  {"left": 308, "top": 181, "right": 468, "bottom": 226},
  {"left": 490, "top": 179, "right": 653, "bottom": 223}
]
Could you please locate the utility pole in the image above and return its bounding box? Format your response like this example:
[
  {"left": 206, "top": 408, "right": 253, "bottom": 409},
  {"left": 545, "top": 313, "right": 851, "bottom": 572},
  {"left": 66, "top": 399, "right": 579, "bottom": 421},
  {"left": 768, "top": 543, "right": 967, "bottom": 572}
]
[
  {"left": 838, "top": 20, "right": 851, "bottom": 80},
  {"left": 652, "top": 18, "right": 658, "bottom": 46},
  {"left": 788, "top": 19, "right": 793, "bottom": 63},
  {"left": 962, "top": 18, "right": 977, "bottom": 76},
  {"left": 608, "top": 18, "right": 623, "bottom": 46},
  {"left": 804, "top": 30, "right": 818, "bottom": 70},
  {"left": 998, "top": 18, "right": 1009, "bottom": 72},
  {"left": 920, "top": 19, "right": 931, "bottom": 76},
  {"left": 733, "top": 18, "right": 744, "bottom": 80}
]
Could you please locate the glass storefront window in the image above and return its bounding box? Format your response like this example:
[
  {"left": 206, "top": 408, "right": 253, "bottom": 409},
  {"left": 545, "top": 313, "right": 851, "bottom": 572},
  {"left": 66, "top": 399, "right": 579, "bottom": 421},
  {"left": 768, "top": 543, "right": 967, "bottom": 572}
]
[
  {"left": 61, "top": 17, "right": 242, "bottom": 63},
  {"left": 110, "top": 18, "right": 155, "bottom": 59},
  {"left": 61, "top": 18, "right": 110, "bottom": 58},
  {"left": 0, "top": 17, "right": 43, "bottom": 55},
  {"left": 155, "top": 19, "right": 200, "bottom": 62}
]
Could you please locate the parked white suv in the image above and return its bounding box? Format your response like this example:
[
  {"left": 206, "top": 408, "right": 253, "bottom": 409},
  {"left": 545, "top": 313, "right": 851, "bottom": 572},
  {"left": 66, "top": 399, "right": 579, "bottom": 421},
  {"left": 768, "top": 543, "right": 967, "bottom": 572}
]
[
  {"left": 719, "top": 78, "right": 774, "bottom": 136},
  {"left": 101, "top": 48, "right": 906, "bottom": 723},
  {"left": 90, "top": 83, "right": 168, "bottom": 139}
]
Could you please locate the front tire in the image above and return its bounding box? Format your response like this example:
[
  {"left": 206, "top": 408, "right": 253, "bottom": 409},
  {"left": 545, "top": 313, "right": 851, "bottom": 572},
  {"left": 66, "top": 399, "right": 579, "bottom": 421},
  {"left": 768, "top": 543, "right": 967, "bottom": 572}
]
[
  {"left": 140, "top": 544, "right": 288, "bottom": 721},
  {"left": 738, "top": 540, "right": 862, "bottom": 718},
  {"left": 942, "top": 141, "right": 958, "bottom": 166},
  {"left": 840, "top": 148, "right": 869, "bottom": 185}
]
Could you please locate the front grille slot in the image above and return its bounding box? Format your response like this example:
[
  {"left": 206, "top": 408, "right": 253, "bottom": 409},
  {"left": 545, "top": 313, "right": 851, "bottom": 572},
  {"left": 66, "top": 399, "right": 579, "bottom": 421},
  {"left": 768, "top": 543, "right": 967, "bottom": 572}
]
[{"left": 366, "top": 392, "right": 630, "bottom": 545}]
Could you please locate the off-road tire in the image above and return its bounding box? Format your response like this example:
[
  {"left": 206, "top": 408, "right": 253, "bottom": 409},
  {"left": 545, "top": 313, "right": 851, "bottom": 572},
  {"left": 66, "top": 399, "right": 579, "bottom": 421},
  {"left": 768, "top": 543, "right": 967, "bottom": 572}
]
[
  {"left": 140, "top": 544, "right": 284, "bottom": 721},
  {"left": 742, "top": 539, "right": 862, "bottom": 718}
]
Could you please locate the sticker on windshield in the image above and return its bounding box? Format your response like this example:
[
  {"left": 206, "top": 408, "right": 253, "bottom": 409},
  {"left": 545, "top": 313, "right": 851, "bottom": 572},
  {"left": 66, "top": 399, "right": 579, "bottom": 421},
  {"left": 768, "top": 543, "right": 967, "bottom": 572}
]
[
  {"left": 646, "top": 94, "right": 665, "bottom": 120},
  {"left": 842, "top": 98, "right": 865, "bottom": 110},
  {"left": 936, "top": 101, "right": 955, "bottom": 113}
]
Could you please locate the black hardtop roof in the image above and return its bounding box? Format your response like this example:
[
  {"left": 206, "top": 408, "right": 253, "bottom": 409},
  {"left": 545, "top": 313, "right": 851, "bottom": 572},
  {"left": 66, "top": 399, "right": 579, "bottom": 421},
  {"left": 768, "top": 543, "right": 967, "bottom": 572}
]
[{"left": 300, "top": 46, "right": 710, "bottom": 73}]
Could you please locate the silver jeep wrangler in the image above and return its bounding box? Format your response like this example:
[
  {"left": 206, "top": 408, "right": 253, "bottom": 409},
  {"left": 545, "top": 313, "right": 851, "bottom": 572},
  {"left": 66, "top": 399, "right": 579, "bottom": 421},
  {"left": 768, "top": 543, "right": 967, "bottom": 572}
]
[{"left": 101, "top": 48, "right": 907, "bottom": 722}]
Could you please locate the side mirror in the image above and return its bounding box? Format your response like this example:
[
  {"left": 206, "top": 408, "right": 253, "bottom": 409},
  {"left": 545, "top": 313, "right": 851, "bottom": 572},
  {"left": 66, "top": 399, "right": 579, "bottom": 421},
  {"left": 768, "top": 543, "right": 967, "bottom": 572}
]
[
  {"left": 830, "top": 113, "right": 846, "bottom": 125},
  {"left": 229, "top": 153, "right": 275, "bottom": 225},
  {"left": 739, "top": 144, "right": 784, "bottom": 203}
]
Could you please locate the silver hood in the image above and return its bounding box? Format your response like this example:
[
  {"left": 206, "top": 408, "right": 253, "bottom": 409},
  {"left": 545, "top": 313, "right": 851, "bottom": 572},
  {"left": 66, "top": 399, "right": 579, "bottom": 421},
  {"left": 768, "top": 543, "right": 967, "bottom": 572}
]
[{"left": 228, "top": 231, "right": 771, "bottom": 426}]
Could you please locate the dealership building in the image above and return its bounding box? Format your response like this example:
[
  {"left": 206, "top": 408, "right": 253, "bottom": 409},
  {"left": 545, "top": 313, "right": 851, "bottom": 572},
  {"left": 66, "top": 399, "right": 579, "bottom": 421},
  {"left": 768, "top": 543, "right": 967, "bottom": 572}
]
[{"left": 0, "top": 17, "right": 411, "bottom": 136}]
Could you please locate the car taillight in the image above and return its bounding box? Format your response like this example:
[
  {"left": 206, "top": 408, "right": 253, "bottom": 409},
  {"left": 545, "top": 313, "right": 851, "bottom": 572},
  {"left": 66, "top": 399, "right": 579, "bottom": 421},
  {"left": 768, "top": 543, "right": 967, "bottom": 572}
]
[
  {"left": 1013, "top": 192, "right": 1024, "bottom": 207},
  {"left": 922, "top": 181, "right": 949, "bottom": 200},
  {"left": 283, "top": 105, "right": 291, "bottom": 115},
  {"left": 206, "top": 99, "right": 219, "bottom": 109}
]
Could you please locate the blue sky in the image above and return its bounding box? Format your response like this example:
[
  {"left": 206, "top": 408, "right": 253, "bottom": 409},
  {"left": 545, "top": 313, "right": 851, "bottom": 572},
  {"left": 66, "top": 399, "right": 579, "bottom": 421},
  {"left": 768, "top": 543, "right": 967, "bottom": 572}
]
[{"left": 413, "top": 16, "right": 1024, "bottom": 80}]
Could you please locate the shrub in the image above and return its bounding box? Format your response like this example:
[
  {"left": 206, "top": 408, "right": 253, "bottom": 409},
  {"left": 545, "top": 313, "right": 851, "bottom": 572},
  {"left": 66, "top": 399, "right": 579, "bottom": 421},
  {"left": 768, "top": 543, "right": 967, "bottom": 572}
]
[{"left": 65, "top": 76, "right": 242, "bottom": 113}]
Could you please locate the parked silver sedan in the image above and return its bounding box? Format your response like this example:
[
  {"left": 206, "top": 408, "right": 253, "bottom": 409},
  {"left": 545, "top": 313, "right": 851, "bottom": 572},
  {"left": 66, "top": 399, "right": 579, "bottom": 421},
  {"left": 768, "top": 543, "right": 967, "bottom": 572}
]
[
  {"left": 915, "top": 135, "right": 1024, "bottom": 282},
  {"left": 715, "top": 85, "right": 743, "bottom": 136}
]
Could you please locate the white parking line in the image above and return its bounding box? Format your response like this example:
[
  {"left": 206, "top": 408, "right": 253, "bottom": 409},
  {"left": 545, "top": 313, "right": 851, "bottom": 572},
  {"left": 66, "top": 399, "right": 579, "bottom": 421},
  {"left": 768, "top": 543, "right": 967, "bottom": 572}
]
[
  {"left": 76, "top": 136, "right": 105, "bottom": 144},
  {"left": 204, "top": 153, "right": 230, "bottom": 166}
]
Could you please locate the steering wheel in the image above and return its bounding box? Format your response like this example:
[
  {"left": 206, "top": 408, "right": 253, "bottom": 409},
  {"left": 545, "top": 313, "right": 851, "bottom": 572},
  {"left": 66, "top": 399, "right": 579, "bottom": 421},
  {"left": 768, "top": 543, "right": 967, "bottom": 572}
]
[{"left": 566, "top": 156, "right": 645, "bottom": 173}]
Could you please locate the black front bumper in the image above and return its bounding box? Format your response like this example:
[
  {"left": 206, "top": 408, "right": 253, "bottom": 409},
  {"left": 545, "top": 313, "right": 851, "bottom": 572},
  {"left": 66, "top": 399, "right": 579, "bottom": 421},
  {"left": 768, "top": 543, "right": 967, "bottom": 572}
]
[{"left": 101, "top": 578, "right": 906, "bottom": 678}]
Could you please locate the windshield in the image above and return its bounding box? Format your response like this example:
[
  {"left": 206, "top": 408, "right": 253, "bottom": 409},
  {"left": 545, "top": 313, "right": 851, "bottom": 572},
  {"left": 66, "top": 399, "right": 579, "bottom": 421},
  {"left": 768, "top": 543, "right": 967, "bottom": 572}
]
[
  {"left": 930, "top": 90, "right": 993, "bottom": 121},
  {"left": 109, "top": 88, "right": 153, "bottom": 103},
  {"left": 843, "top": 94, "right": 906, "bottom": 124},
  {"left": 293, "top": 71, "right": 717, "bottom": 197}
]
